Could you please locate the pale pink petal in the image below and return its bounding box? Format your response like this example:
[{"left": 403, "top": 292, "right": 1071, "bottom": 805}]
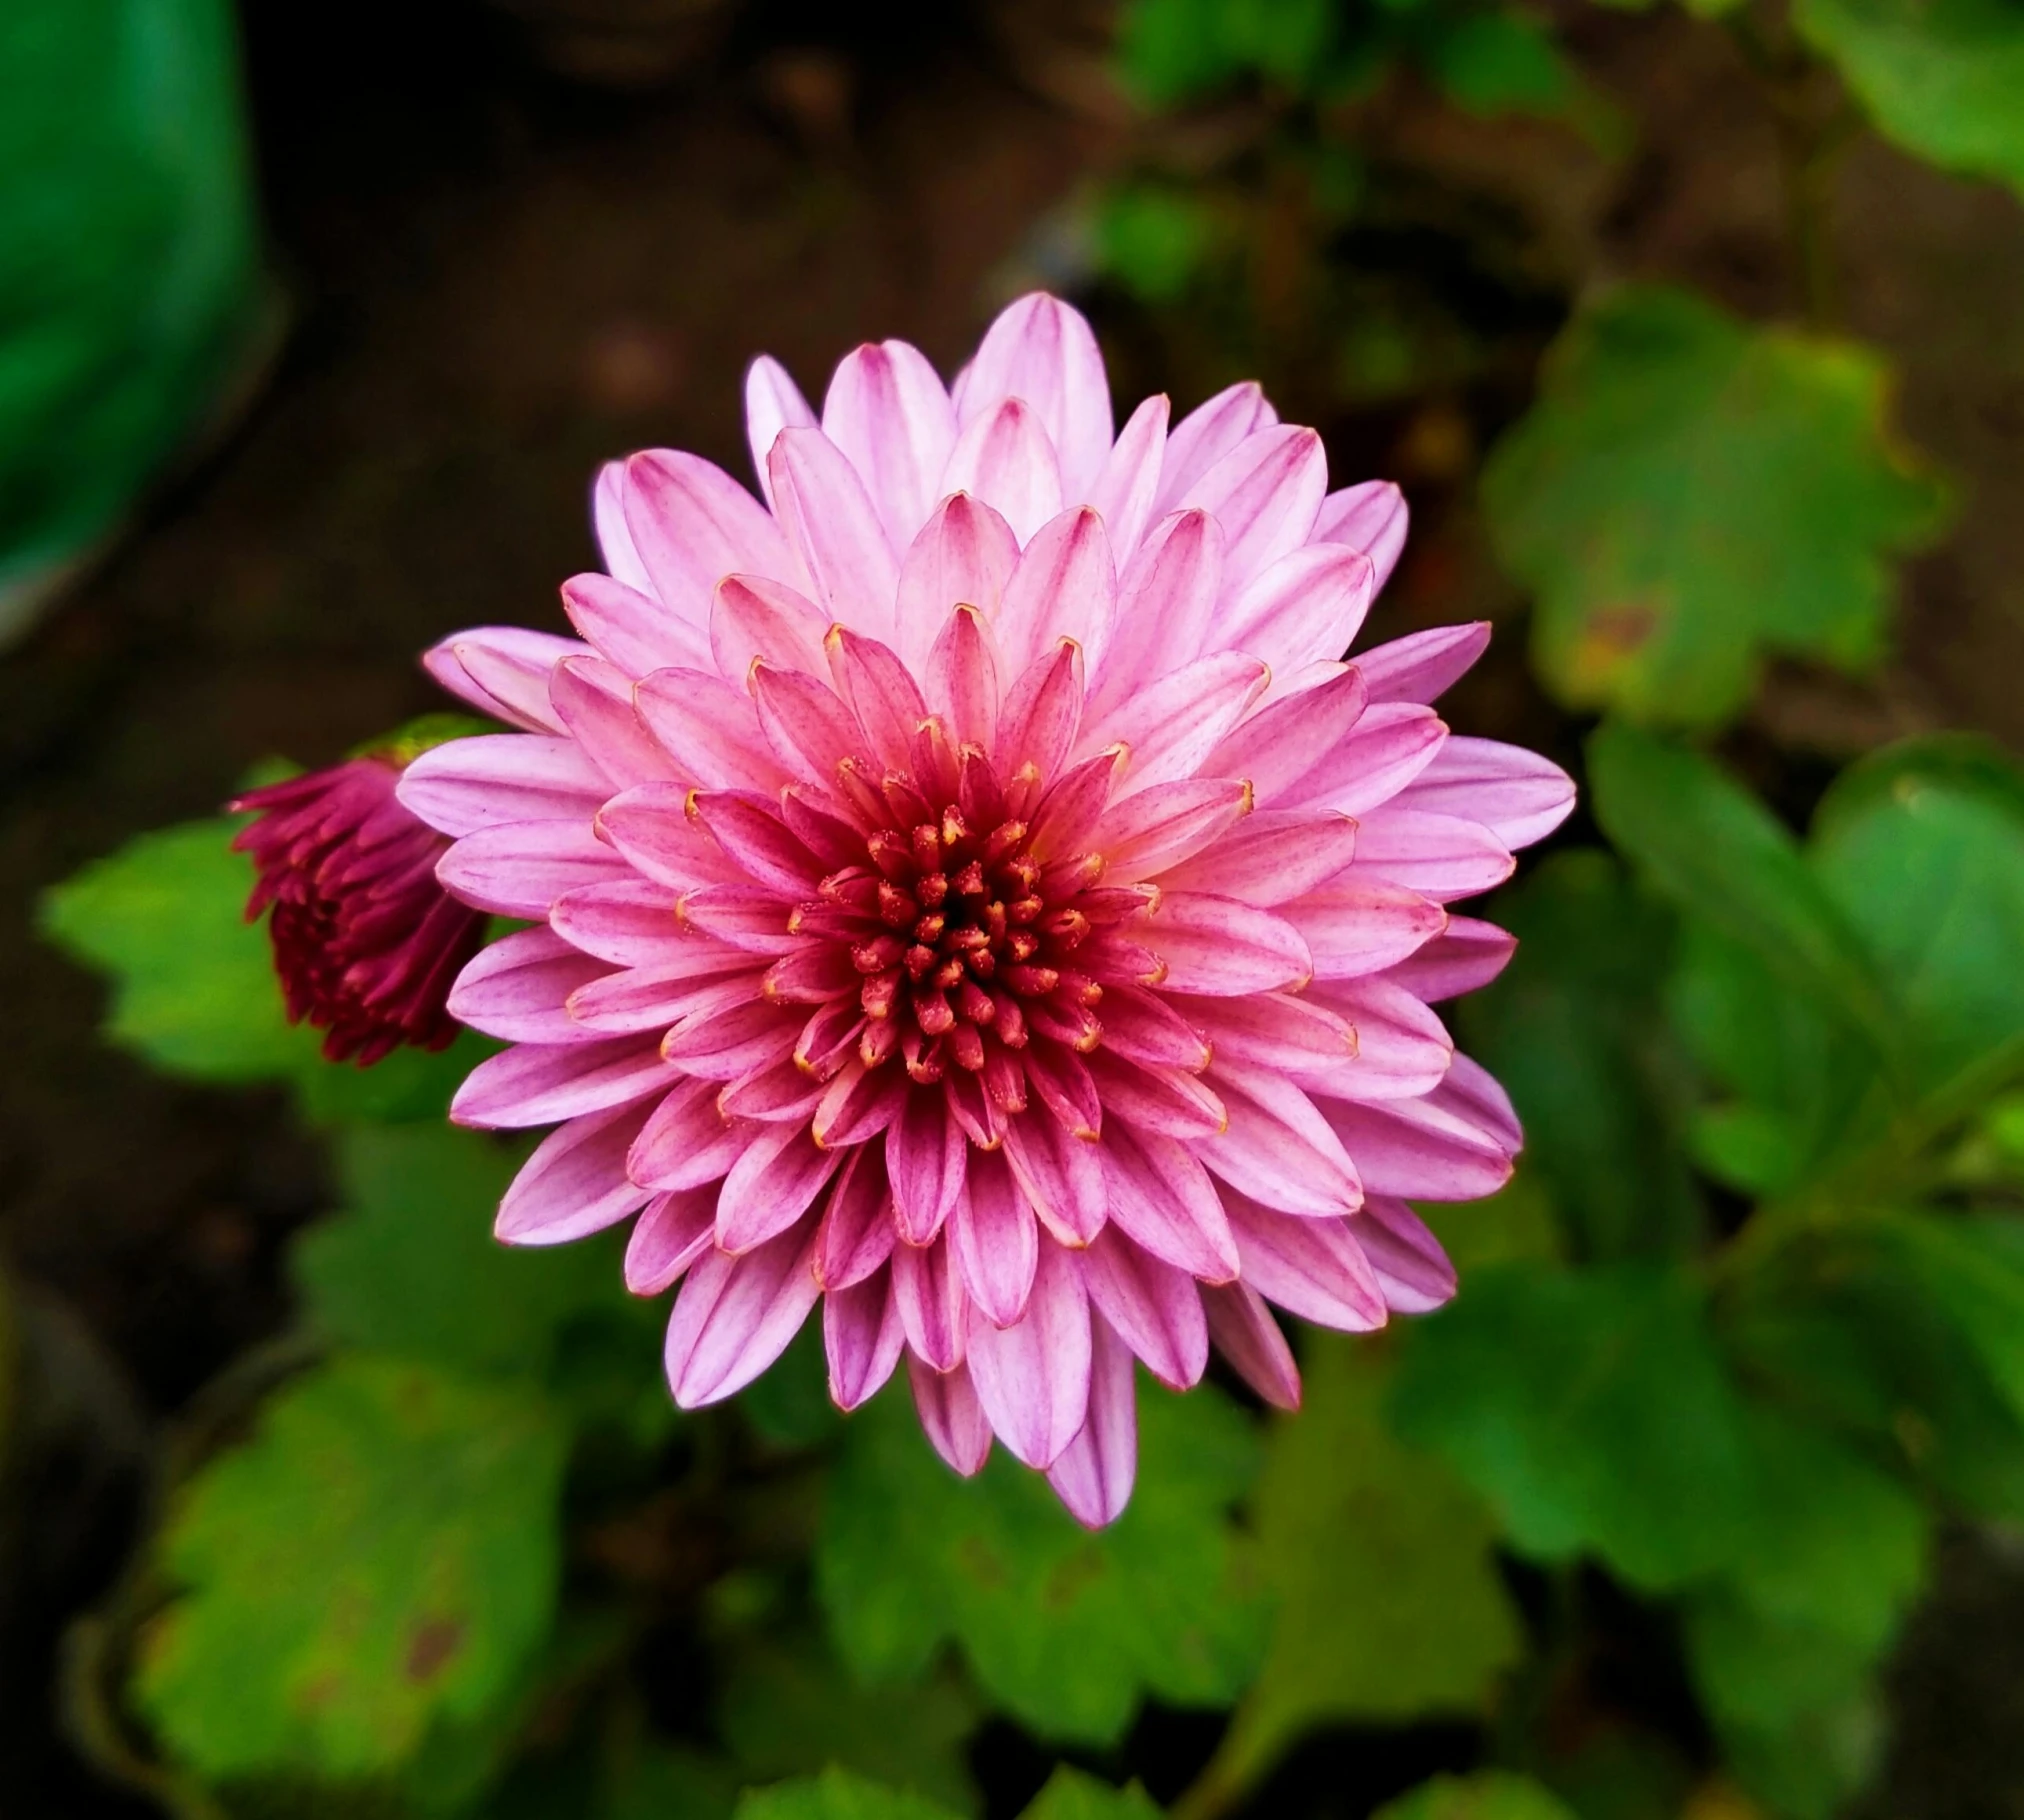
[
  {"left": 1090, "top": 509, "right": 1223, "bottom": 709},
  {"left": 1201, "top": 1061, "right": 1363, "bottom": 1216},
  {"left": 908, "top": 1355, "right": 992, "bottom": 1475},
  {"left": 827, "top": 627, "right": 932, "bottom": 772},
  {"left": 966, "top": 1240, "right": 1092, "bottom": 1469},
  {"left": 678, "top": 885, "right": 806, "bottom": 955},
  {"left": 1301, "top": 977, "right": 1455, "bottom": 1102},
  {"left": 562, "top": 571, "right": 712, "bottom": 679},
  {"left": 495, "top": 1100, "right": 655, "bottom": 1243},
  {"left": 1286, "top": 700, "right": 1448, "bottom": 816},
  {"left": 624, "top": 449, "right": 796, "bottom": 627},
  {"left": 1097, "top": 778, "right": 1252, "bottom": 881},
  {"left": 951, "top": 1146, "right": 1041, "bottom": 1328},
  {"left": 1153, "top": 808, "right": 1359, "bottom": 905},
  {"left": 1354, "top": 623, "right": 1490, "bottom": 706},
  {"left": 1224, "top": 1192, "right": 1388, "bottom": 1331},
  {"left": 826, "top": 1266, "right": 909, "bottom": 1410},
  {"left": 437, "top": 821, "right": 628, "bottom": 918},
  {"left": 888, "top": 1089, "right": 967, "bottom": 1245},
  {"left": 452, "top": 1036, "right": 679, "bottom": 1130},
  {"left": 1356, "top": 1196, "right": 1457, "bottom": 1314},
  {"left": 625, "top": 1186, "right": 720, "bottom": 1294},
  {"left": 1080, "top": 651, "right": 1268, "bottom": 794},
  {"left": 710, "top": 573, "right": 833, "bottom": 681},
  {"left": 996, "top": 639, "right": 1085, "bottom": 783},
  {"left": 925, "top": 602, "right": 1003, "bottom": 750},
  {"left": 1085, "top": 1051, "right": 1225, "bottom": 1142},
  {"left": 1347, "top": 809, "right": 1515, "bottom": 903},
  {"left": 550, "top": 656, "right": 677, "bottom": 790},
  {"left": 1100, "top": 1123, "right": 1239, "bottom": 1282},
  {"left": 1092, "top": 984, "right": 1213, "bottom": 1073},
  {"left": 768, "top": 426, "right": 901, "bottom": 643},
  {"left": 1025, "top": 749, "right": 1126, "bottom": 863},
  {"left": 1206, "top": 665, "right": 1370, "bottom": 806},
  {"left": 715, "top": 1121, "right": 843, "bottom": 1253},
  {"left": 664, "top": 1222, "right": 822, "bottom": 1407},
  {"left": 1046, "top": 1312, "right": 1138, "bottom": 1528},
  {"left": 550, "top": 878, "right": 692, "bottom": 967},
  {"left": 1376, "top": 916, "right": 1517, "bottom": 1001},
  {"left": 1155, "top": 381, "right": 1278, "bottom": 512},
  {"left": 1002, "top": 1108, "right": 1108, "bottom": 1247},
  {"left": 397, "top": 735, "right": 610, "bottom": 838},
  {"left": 1136, "top": 891, "right": 1311, "bottom": 995},
  {"left": 995, "top": 507, "right": 1115, "bottom": 677},
  {"left": 593, "top": 460, "right": 654, "bottom": 593},
  {"left": 894, "top": 492, "right": 1021, "bottom": 671},
  {"left": 1175, "top": 425, "right": 1327, "bottom": 591},
  {"left": 939, "top": 398, "right": 1064, "bottom": 546},
  {"left": 1084, "top": 392, "right": 1168, "bottom": 563},
  {"left": 1216, "top": 543, "right": 1374, "bottom": 674},
  {"left": 685, "top": 791, "right": 823, "bottom": 895},
  {"left": 1281, "top": 880, "right": 1447, "bottom": 981},
  {"left": 1319, "top": 1071, "right": 1516, "bottom": 1201},
  {"left": 1079, "top": 1227, "right": 1207, "bottom": 1389},
  {"left": 1392, "top": 736, "right": 1576, "bottom": 851},
  {"left": 1313, "top": 479, "right": 1408, "bottom": 593},
  {"left": 447, "top": 926, "right": 609, "bottom": 1044},
  {"left": 628, "top": 1076, "right": 750, "bottom": 1192},
  {"left": 893, "top": 1231, "right": 969, "bottom": 1371},
  {"left": 424, "top": 627, "right": 588, "bottom": 733},
  {"left": 951, "top": 292, "right": 1114, "bottom": 496},
  {"left": 593, "top": 784, "right": 752, "bottom": 891},
  {"left": 1171, "top": 990, "right": 1356, "bottom": 1071},
  {"left": 1202, "top": 1281, "right": 1300, "bottom": 1410},
  {"left": 750, "top": 661, "right": 868, "bottom": 782},
  {"left": 635, "top": 667, "right": 793, "bottom": 793},
  {"left": 744, "top": 354, "right": 818, "bottom": 512},
  {"left": 823, "top": 339, "right": 959, "bottom": 550}
]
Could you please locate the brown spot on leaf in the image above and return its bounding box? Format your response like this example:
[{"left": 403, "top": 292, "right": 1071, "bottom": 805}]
[{"left": 405, "top": 1618, "right": 465, "bottom": 1683}]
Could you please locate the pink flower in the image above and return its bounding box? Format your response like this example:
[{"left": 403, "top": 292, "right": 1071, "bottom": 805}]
[
  {"left": 402, "top": 294, "right": 1573, "bottom": 1524},
  {"left": 233, "top": 756, "right": 487, "bottom": 1065}
]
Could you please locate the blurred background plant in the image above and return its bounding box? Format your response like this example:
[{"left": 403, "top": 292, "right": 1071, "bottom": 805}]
[{"left": 6, "top": 0, "right": 2024, "bottom": 1818}]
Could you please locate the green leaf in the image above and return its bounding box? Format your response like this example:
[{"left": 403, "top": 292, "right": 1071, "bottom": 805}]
[
  {"left": 737, "top": 1320, "right": 843, "bottom": 1449},
  {"left": 1459, "top": 851, "right": 1701, "bottom": 1259},
  {"left": 1373, "top": 1772, "right": 1579, "bottom": 1820},
  {"left": 39, "top": 813, "right": 486, "bottom": 1121},
  {"left": 1094, "top": 184, "right": 1218, "bottom": 305},
  {"left": 1018, "top": 1767, "right": 1164, "bottom": 1820},
  {"left": 734, "top": 1767, "right": 965, "bottom": 1820},
  {"left": 1201, "top": 1335, "right": 1522, "bottom": 1802},
  {"left": 1588, "top": 723, "right": 1898, "bottom": 1060},
  {"left": 1809, "top": 752, "right": 2024, "bottom": 1088},
  {"left": 133, "top": 1355, "right": 567, "bottom": 1781},
  {"left": 1795, "top": 0, "right": 2024, "bottom": 200},
  {"left": 1390, "top": 1262, "right": 1755, "bottom": 1590},
  {"left": 816, "top": 1379, "right": 1266, "bottom": 1746},
  {"left": 715, "top": 1632, "right": 980, "bottom": 1816},
  {"left": 1483, "top": 286, "right": 1949, "bottom": 726}
]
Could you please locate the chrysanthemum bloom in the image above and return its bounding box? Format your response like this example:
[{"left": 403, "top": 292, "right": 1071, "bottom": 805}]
[
  {"left": 233, "top": 754, "right": 487, "bottom": 1064},
  {"left": 400, "top": 294, "right": 1573, "bottom": 1524}
]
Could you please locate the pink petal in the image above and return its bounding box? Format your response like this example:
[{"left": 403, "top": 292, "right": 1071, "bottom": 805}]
[
  {"left": 1175, "top": 425, "right": 1327, "bottom": 592},
  {"left": 1201, "top": 1061, "right": 1363, "bottom": 1216},
  {"left": 965, "top": 1239, "right": 1092, "bottom": 1469},
  {"left": 623, "top": 449, "right": 796, "bottom": 623},
  {"left": 750, "top": 661, "right": 868, "bottom": 781},
  {"left": 1079, "top": 1227, "right": 1207, "bottom": 1389},
  {"left": 625, "top": 1186, "right": 720, "bottom": 1293},
  {"left": 1206, "top": 666, "right": 1370, "bottom": 806},
  {"left": 888, "top": 1089, "right": 967, "bottom": 1246},
  {"left": 1137, "top": 891, "right": 1311, "bottom": 995},
  {"left": 1376, "top": 916, "right": 1517, "bottom": 1001},
  {"left": 590, "top": 784, "right": 749, "bottom": 891},
  {"left": 1202, "top": 1281, "right": 1300, "bottom": 1410},
  {"left": 660, "top": 998, "right": 799, "bottom": 1081},
  {"left": 1301, "top": 977, "right": 1455, "bottom": 1102},
  {"left": 1155, "top": 381, "right": 1278, "bottom": 513},
  {"left": 1092, "top": 984, "right": 1214, "bottom": 1073},
  {"left": 436, "top": 820, "right": 628, "bottom": 918},
  {"left": 1100, "top": 1123, "right": 1239, "bottom": 1282},
  {"left": 593, "top": 460, "right": 654, "bottom": 593},
  {"left": 823, "top": 339, "right": 958, "bottom": 550},
  {"left": 686, "top": 791, "right": 823, "bottom": 895},
  {"left": 811, "top": 1058, "right": 909, "bottom": 1148},
  {"left": 925, "top": 602, "right": 1003, "bottom": 751},
  {"left": 815, "top": 1147, "right": 898, "bottom": 1290},
  {"left": 1356, "top": 1196, "right": 1458, "bottom": 1314},
  {"left": 635, "top": 667, "right": 792, "bottom": 793},
  {"left": 1025, "top": 748, "right": 1126, "bottom": 864},
  {"left": 826, "top": 1266, "right": 909, "bottom": 1411},
  {"left": 550, "top": 879, "right": 689, "bottom": 967},
  {"left": 894, "top": 1231, "right": 969, "bottom": 1372},
  {"left": 711, "top": 572, "right": 833, "bottom": 681},
  {"left": 1225, "top": 1194, "right": 1388, "bottom": 1331},
  {"left": 563, "top": 571, "right": 712, "bottom": 679},
  {"left": 398, "top": 735, "right": 610, "bottom": 838},
  {"left": 940, "top": 398, "right": 1065, "bottom": 546},
  {"left": 1091, "top": 509, "right": 1223, "bottom": 710},
  {"left": 664, "top": 1223, "right": 822, "bottom": 1406},
  {"left": 677, "top": 885, "right": 804, "bottom": 955},
  {"left": 1313, "top": 479, "right": 1408, "bottom": 594},
  {"left": 997, "top": 639, "right": 1086, "bottom": 784},
  {"left": 1021, "top": 1043, "right": 1104, "bottom": 1142},
  {"left": 744, "top": 353, "right": 818, "bottom": 511},
  {"left": 1442, "top": 1051, "right": 1524, "bottom": 1150},
  {"left": 1002, "top": 1108, "right": 1108, "bottom": 1247},
  {"left": 1080, "top": 651, "right": 1268, "bottom": 795},
  {"left": 1281, "top": 880, "right": 1447, "bottom": 980},
  {"left": 894, "top": 491, "right": 1021, "bottom": 671},
  {"left": 1173, "top": 990, "right": 1356, "bottom": 1071},
  {"left": 447, "top": 927, "right": 610, "bottom": 1044},
  {"left": 828, "top": 627, "right": 931, "bottom": 772},
  {"left": 768, "top": 426, "right": 901, "bottom": 644},
  {"left": 719, "top": 1055, "right": 826, "bottom": 1121},
  {"left": 453, "top": 1036, "right": 679, "bottom": 1130},
  {"left": 495, "top": 1100, "right": 655, "bottom": 1243},
  {"left": 1354, "top": 622, "right": 1492, "bottom": 705},
  {"left": 1392, "top": 736, "right": 1577, "bottom": 851},
  {"left": 1085, "top": 1051, "right": 1226, "bottom": 1142},
  {"left": 1216, "top": 542, "right": 1375, "bottom": 675},
  {"left": 1283, "top": 700, "right": 1448, "bottom": 817},
  {"left": 952, "top": 292, "right": 1114, "bottom": 496},
  {"left": 1154, "top": 808, "right": 1360, "bottom": 905},
  {"left": 1084, "top": 392, "right": 1169, "bottom": 564},
  {"left": 550, "top": 656, "right": 676, "bottom": 790},
  {"left": 1347, "top": 809, "right": 1515, "bottom": 903},
  {"left": 628, "top": 1076, "right": 750, "bottom": 1192},
  {"left": 995, "top": 506, "right": 1115, "bottom": 677},
  {"left": 1318, "top": 1069, "right": 1516, "bottom": 1200},
  {"left": 951, "top": 1146, "right": 1041, "bottom": 1328},
  {"left": 715, "top": 1122, "right": 842, "bottom": 1253},
  {"left": 424, "top": 626, "right": 587, "bottom": 733},
  {"left": 908, "top": 1355, "right": 992, "bottom": 1475},
  {"left": 1097, "top": 778, "right": 1253, "bottom": 881},
  {"left": 566, "top": 959, "right": 758, "bottom": 1036},
  {"left": 1046, "top": 1311, "right": 1138, "bottom": 1528}
]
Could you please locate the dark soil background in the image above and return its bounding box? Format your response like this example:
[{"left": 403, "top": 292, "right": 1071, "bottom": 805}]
[{"left": 3, "top": 1, "right": 2022, "bottom": 1814}]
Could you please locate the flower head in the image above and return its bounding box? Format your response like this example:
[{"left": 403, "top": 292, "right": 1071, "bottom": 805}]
[
  {"left": 402, "top": 294, "right": 1574, "bottom": 1523},
  {"left": 233, "top": 752, "right": 487, "bottom": 1064}
]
